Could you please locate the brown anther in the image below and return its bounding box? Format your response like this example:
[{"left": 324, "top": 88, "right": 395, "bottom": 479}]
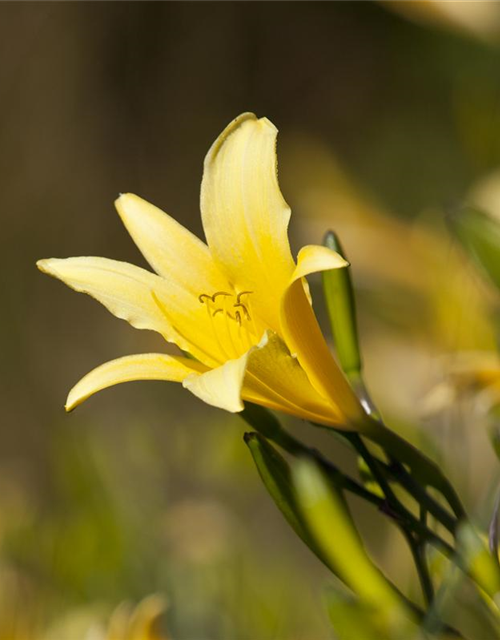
[
  {"left": 233, "top": 303, "right": 251, "bottom": 320},
  {"left": 212, "top": 291, "right": 232, "bottom": 301},
  {"left": 236, "top": 291, "right": 253, "bottom": 303},
  {"left": 199, "top": 291, "right": 232, "bottom": 304},
  {"left": 212, "top": 308, "right": 223, "bottom": 317},
  {"left": 227, "top": 310, "right": 242, "bottom": 325}
]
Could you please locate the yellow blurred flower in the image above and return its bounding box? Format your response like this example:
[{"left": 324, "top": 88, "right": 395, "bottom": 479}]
[
  {"left": 423, "top": 351, "right": 500, "bottom": 416},
  {"left": 38, "top": 114, "right": 366, "bottom": 429},
  {"left": 103, "top": 595, "right": 169, "bottom": 640}
]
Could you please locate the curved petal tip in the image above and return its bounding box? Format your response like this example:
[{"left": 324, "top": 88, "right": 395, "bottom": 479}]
[{"left": 36, "top": 258, "right": 55, "bottom": 274}]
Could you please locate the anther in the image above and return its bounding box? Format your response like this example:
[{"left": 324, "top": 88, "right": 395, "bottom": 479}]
[
  {"left": 227, "top": 310, "right": 242, "bottom": 325},
  {"left": 199, "top": 291, "right": 232, "bottom": 304},
  {"left": 236, "top": 291, "right": 253, "bottom": 303},
  {"left": 233, "top": 303, "right": 251, "bottom": 320},
  {"left": 213, "top": 308, "right": 223, "bottom": 317},
  {"left": 212, "top": 291, "right": 232, "bottom": 301}
]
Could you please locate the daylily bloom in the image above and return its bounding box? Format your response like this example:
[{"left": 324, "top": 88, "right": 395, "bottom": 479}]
[
  {"left": 423, "top": 351, "right": 500, "bottom": 416},
  {"left": 102, "top": 594, "right": 169, "bottom": 640},
  {"left": 37, "top": 113, "right": 367, "bottom": 428}
]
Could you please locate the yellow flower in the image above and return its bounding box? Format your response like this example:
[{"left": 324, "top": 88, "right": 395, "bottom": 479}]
[
  {"left": 37, "top": 113, "right": 366, "bottom": 428},
  {"left": 104, "top": 594, "right": 169, "bottom": 640},
  {"left": 423, "top": 351, "right": 500, "bottom": 416}
]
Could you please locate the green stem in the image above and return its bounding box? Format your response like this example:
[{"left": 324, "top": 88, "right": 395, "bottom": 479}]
[
  {"left": 404, "top": 530, "right": 434, "bottom": 607},
  {"left": 344, "top": 432, "right": 453, "bottom": 610},
  {"left": 343, "top": 373, "right": 458, "bottom": 532},
  {"left": 361, "top": 416, "right": 466, "bottom": 521},
  {"left": 388, "top": 460, "right": 457, "bottom": 535},
  {"left": 340, "top": 433, "right": 455, "bottom": 558},
  {"left": 421, "top": 565, "right": 462, "bottom": 637},
  {"left": 420, "top": 506, "right": 428, "bottom": 526},
  {"left": 344, "top": 369, "right": 463, "bottom": 530},
  {"left": 345, "top": 432, "right": 398, "bottom": 505},
  {"left": 242, "top": 406, "right": 454, "bottom": 553},
  {"left": 347, "top": 371, "right": 381, "bottom": 421}
]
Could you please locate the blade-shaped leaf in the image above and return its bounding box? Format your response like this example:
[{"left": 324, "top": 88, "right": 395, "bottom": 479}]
[
  {"left": 324, "top": 588, "right": 385, "bottom": 640},
  {"left": 457, "top": 522, "right": 500, "bottom": 603},
  {"left": 244, "top": 432, "right": 335, "bottom": 573},
  {"left": 292, "top": 458, "right": 416, "bottom": 628}
]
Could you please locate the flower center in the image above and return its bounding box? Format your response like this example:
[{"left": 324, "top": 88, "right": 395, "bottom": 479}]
[{"left": 198, "top": 290, "right": 258, "bottom": 359}]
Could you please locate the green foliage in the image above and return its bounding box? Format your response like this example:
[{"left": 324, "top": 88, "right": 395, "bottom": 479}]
[
  {"left": 324, "top": 589, "right": 385, "bottom": 640},
  {"left": 292, "top": 459, "right": 418, "bottom": 637},
  {"left": 457, "top": 523, "right": 500, "bottom": 602},
  {"left": 244, "top": 432, "right": 330, "bottom": 569},
  {"left": 448, "top": 206, "right": 500, "bottom": 292},
  {"left": 292, "top": 460, "right": 403, "bottom": 610}
]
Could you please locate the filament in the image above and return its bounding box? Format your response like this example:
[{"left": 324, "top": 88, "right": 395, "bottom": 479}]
[
  {"left": 238, "top": 292, "right": 259, "bottom": 341},
  {"left": 203, "top": 297, "right": 230, "bottom": 360},
  {"left": 198, "top": 290, "right": 258, "bottom": 357},
  {"left": 151, "top": 291, "right": 218, "bottom": 364},
  {"left": 220, "top": 295, "right": 239, "bottom": 357}
]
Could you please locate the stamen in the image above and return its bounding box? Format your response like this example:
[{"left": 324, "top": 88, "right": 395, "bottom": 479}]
[
  {"left": 233, "top": 303, "right": 251, "bottom": 320},
  {"left": 151, "top": 291, "right": 218, "bottom": 363},
  {"left": 227, "top": 310, "right": 242, "bottom": 325},
  {"left": 220, "top": 295, "right": 239, "bottom": 356},
  {"left": 235, "top": 291, "right": 255, "bottom": 343},
  {"left": 236, "top": 291, "right": 253, "bottom": 303},
  {"left": 198, "top": 290, "right": 257, "bottom": 357},
  {"left": 199, "top": 291, "right": 232, "bottom": 304},
  {"left": 202, "top": 296, "right": 230, "bottom": 360}
]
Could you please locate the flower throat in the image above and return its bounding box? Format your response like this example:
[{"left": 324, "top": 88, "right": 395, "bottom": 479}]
[{"left": 198, "top": 290, "right": 259, "bottom": 357}]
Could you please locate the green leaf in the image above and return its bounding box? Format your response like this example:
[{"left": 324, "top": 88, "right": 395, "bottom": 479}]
[
  {"left": 448, "top": 206, "right": 500, "bottom": 292},
  {"left": 240, "top": 403, "right": 302, "bottom": 455},
  {"left": 292, "top": 459, "right": 415, "bottom": 627},
  {"left": 324, "top": 588, "right": 384, "bottom": 640},
  {"left": 244, "top": 432, "right": 334, "bottom": 573},
  {"left": 457, "top": 522, "right": 500, "bottom": 602}
]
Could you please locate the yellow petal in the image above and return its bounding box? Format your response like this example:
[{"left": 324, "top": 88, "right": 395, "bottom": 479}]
[
  {"left": 66, "top": 353, "right": 206, "bottom": 411},
  {"left": 37, "top": 257, "right": 223, "bottom": 367},
  {"left": 182, "top": 330, "right": 344, "bottom": 425},
  {"left": 280, "top": 245, "right": 366, "bottom": 428},
  {"left": 182, "top": 332, "right": 282, "bottom": 414},
  {"left": 128, "top": 594, "right": 169, "bottom": 640},
  {"left": 182, "top": 350, "right": 250, "bottom": 413},
  {"left": 292, "top": 244, "right": 349, "bottom": 279},
  {"left": 116, "top": 193, "right": 240, "bottom": 365},
  {"left": 38, "top": 256, "right": 178, "bottom": 336},
  {"left": 201, "top": 113, "right": 295, "bottom": 333},
  {"left": 242, "top": 331, "right": 343, "bottom": 424},
  {"left": 115, "top": 193, "right": 230, "bottom": 298}
]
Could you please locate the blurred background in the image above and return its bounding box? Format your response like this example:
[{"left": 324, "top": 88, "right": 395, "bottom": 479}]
[{"left": 4, "top": 2, "right": 500, "bottom": 638}]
